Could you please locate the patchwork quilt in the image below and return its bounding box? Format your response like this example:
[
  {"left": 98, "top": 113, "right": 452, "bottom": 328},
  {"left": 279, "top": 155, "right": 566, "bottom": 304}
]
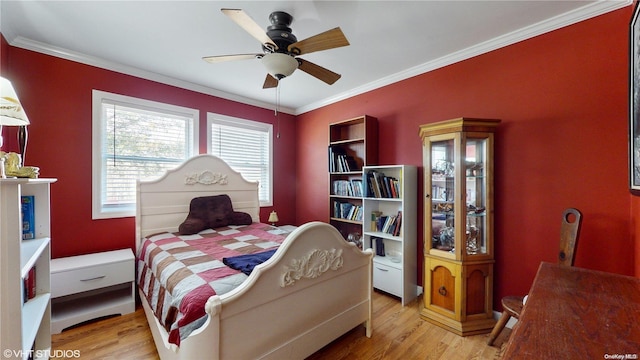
[{"left": 137, "top": 222, "right": 292, "bottom": 346}]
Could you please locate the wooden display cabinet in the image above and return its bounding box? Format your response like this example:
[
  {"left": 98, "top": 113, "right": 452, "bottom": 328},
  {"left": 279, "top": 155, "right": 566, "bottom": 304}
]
[
  {"left": 328, "top": 115, "right": 377, "bottom": 239},
  {"left": 418, "top": 118, "right": 500, "bottom": 336}
]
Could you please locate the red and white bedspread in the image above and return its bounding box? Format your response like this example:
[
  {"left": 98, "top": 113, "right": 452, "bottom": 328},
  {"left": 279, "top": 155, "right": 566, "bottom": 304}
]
[{"left": 137, "top": 222, "right": 292, "bottom": 346}]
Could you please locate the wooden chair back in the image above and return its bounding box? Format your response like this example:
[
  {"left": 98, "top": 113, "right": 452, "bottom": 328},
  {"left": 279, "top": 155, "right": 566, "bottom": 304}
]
[
  {"left": 488, "top": 207, "right": 583, "bottom": 346},
  {"left": 558, "top": 208, "right": 582, "bottom": 266}
]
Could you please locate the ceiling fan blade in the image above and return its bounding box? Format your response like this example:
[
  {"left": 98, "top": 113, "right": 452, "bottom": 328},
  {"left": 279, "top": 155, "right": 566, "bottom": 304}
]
[
  {"left": 202, "top": 54, "right": 261, "bottom": 64},
  {"left": 297, "top": 58, "right": 341, "bottom": 85},
  {"left": 221, "top": 9, "right": 278, "bottom": 50},
  {"left": 263, "top": 74, "right": 279, "bottom": 89},
  {"left": 287, "top": 27, "right": 349, "bottom": 55}
]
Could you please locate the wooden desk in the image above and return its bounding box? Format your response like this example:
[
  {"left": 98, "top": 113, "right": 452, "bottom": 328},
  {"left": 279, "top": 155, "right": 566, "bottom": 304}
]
[{"left": 503, "top": 262, "right": 640, "bottom": 359}]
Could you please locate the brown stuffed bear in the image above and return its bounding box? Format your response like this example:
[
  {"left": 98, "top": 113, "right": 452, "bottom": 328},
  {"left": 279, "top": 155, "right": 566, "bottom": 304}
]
[{"left": 178, "top": 195, "right": 252, "bottom": 235}]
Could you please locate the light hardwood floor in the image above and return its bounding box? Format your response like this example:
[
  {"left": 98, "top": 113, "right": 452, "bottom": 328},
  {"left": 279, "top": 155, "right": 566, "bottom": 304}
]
[{"left": 51, "top": 291, "right": 509, "bottom": 359}]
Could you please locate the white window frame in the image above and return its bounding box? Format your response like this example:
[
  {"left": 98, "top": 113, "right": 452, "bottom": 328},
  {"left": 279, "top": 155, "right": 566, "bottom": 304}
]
[
  {"left": 207, "top": 113, "right": 273, "bottom": 207},
  {"left": 92, "top": 90, "right": 199, "bottom": 219}
]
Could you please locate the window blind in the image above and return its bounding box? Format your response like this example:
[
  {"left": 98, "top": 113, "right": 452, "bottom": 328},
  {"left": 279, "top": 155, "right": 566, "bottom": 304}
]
[
  {"left": 209, "top": 117, "right": 271, "bottom": 204},
  {"left": 102, "top": 100, "right": 193, "bottom": 206}
]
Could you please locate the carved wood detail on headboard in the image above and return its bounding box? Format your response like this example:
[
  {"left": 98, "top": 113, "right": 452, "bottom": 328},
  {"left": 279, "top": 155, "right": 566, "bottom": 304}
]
[{"left": 184, "top": 170, "right": 229, "bottom": 185}]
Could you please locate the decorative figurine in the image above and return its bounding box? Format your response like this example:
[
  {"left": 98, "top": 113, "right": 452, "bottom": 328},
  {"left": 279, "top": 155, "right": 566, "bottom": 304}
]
[{"left": 1, "top": 152, "right": 39, "bottom": 178}]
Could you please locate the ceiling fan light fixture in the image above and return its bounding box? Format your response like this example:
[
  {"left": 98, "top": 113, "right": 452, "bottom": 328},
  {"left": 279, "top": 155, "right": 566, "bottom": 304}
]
[{"left": 261, "top": 53, "right": 298, "bottom": 79}]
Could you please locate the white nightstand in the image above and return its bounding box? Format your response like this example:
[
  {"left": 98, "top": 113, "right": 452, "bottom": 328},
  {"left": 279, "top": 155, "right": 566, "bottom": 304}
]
[{"left": 50, "top": 249, "right": 135, "bottom": 333}]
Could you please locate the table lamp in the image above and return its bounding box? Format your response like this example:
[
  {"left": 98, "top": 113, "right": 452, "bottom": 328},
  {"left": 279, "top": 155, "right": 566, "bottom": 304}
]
[
  {"left": 1, "top": 77, "right": 31, "bottom": 178},
  {"left": 0, "top": 77, "right": 29, "bottom": 152},
  {"left": 268, "top": 210, "right": 279, "bottom": 226}
]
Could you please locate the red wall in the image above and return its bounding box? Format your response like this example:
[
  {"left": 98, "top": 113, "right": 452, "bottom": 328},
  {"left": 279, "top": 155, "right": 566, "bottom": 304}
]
[
  {"left": 1, "top": 36, "right": 8, "bottom": 76},
  {"left": 296, "top": 6, "right": 637, "bottom": 307},
  {"left": 2, "top": 38, "right": 296, "bottom": 258},
  {"left": 2, "top": 5, "right": 638, "bottom": 310}
]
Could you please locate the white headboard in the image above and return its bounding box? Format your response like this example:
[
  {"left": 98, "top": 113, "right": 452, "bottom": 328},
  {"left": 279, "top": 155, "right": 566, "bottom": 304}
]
[{"left": 135, "top": 154, "right": 260, "bottom": 251}]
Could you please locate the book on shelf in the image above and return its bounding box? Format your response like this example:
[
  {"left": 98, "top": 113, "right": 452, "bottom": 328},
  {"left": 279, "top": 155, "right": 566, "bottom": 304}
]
[
  {"left": 332, "top": 179, "right": 364, "bottom": 197},
  {"left": 23, "top": 266, "right": 36, "bottom": 303},
  {"left": 328, "top": 146, "right": 343, "bottom": 173},
  {"left": 393, "top": 211, "right": 403, "bottom": 236},
  {"left": 21, "top": 195, "right": 35, "bottom": 240},
  {"left": 328, "top": 146, "right": 360, "bottom": 173},
  {"left": 333, "top": 201, "right": 362, "bottom": 221},
  {"left": 365, "top": 171, "right": 379, "bottom": 197},
  {"left": 370, "top": 211, "right": 382, "bottom": 231},
  {"left": 365, "top": 170, "right": 400, "bottom": 198},
  {"left": 351, "top": 179, "right": 364, "bottom": 197},
  {"left": 332, "top": 180, "right": 352, "bottom": 196},
  {"left": 374, "top": 237, "right": 385, "bottom": 256},
  {"left": 374, "top": 211, "right": 402, "bottom": 236}
]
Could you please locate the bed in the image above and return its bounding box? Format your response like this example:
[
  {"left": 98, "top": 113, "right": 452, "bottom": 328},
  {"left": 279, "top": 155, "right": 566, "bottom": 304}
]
[{"left": 135, "top": 154, "right": 373, "bottom": 360}]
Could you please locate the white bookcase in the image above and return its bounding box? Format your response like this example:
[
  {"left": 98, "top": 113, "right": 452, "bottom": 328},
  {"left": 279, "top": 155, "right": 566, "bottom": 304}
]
[
  {"left": 362, "top": 165, "right": 417, "bottom": 305},
  {"left": 0, "top": 178, "right": 56, "bottom": 360}
]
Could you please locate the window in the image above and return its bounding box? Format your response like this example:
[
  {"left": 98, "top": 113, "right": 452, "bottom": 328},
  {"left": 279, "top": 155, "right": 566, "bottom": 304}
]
[
  {"left": 207, "top": 113, "right": 272, "bottom": 206},
  {"left": 92, "top": 90, "right": 198, "bottom": 219}
]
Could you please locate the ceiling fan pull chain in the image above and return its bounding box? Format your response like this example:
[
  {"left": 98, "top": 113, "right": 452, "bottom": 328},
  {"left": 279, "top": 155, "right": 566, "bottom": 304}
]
[{"left": 275, "top": 83, "right": 281, "bottom": 138}]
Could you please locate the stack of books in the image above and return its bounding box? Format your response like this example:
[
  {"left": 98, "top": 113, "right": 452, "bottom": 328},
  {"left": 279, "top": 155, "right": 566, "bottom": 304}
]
[
  {"left": 372, "top": 210, "right": 403, "bottom": 236},
  {"left": 365, "top": 171, "right": 400, "bottom": 198}
]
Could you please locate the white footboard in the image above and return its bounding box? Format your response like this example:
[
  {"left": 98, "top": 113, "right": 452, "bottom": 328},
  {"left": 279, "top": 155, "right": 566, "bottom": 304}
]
[{"left": 142, "top": 221, "right": 373, "bottom": 360}]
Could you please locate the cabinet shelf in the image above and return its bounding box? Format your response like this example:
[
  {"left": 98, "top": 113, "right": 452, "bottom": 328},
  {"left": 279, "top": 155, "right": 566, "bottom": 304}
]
[
  {"left": 329, "top": 217, "right": 361, "bottom": 225},
  {"left": 363, "top": 197, "right": 402, "bottom": 202},
  {"left": 329, "top": 171, "right": 362, "bottom": 175},
  {"left": 22, "top": 293, "right": 51, "bottom": 353},
  {"left": 363, "top": 230, "right": 402, "bottom": 241},
  {"left": 428, "top": 248, "right": 456, "bottom": 259},
  {"left": 330, "top": 138, "right": 365, "bottom": 146},
  {"left": 52, "top": 283, "right": 133, "bottom": 333},
  {"left": 20, "top": 237, "right": 50, "bottom": 278},
  {"left": 329, "top": 195, "right": 362, "bottom": 200}
]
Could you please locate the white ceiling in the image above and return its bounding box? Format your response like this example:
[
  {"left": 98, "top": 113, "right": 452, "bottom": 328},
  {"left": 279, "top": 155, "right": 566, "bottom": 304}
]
[{"left": 0, "top": 1, "right": 630, "bottom": 114}]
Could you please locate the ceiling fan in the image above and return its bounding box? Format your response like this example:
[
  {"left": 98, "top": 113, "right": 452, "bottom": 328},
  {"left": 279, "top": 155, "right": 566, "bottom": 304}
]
[{"left": 203, "top": 9, "right": 350, "bottom": 89}]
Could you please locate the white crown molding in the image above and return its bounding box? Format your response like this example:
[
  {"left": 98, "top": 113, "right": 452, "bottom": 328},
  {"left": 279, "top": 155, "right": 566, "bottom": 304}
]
[
  {"left": 295, "top": 0, "right": 631, "bottom": 115},
  {"left": 8, "top": 36, "right": 296, "bottom": 115},
  {"left": 6, "top": 0, "right": 631, "bottom": 117}
]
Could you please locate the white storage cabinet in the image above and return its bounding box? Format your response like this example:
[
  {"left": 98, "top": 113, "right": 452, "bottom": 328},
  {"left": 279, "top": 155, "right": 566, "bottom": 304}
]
[{"left": 50, "top": 249, "right": 135, "bottom": 333}]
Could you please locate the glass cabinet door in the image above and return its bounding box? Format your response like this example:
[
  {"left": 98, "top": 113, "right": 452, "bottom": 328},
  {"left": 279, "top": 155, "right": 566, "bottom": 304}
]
[
  {"left": 428, "top": 135, "right": 492, "bottom": 259},
  {"left": 430, "top": 138, "right": 456, "bottom": 254},
  {"left": 465, "top": 137, "right": 488, "bottom": 256}
]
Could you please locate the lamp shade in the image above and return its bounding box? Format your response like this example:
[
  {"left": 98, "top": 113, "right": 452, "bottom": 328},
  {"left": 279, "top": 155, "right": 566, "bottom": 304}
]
[
  {"left": 268, "top": 210, "right": 279, "bottom": 224},
  {"left": 0, "top": 77, "right": 30, "bottom": 126},
  {"left": 261, "top": 53, "right": 298, "bottom": 80}
]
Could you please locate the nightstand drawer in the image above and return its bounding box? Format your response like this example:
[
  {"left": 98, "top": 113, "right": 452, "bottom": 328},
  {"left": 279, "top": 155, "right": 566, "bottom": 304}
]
[
  {"left": 373, "top": 262, "right": 402, "bottom": 296},
  {"left": 51, "top": 249, "right": 134, "bottom": 298}
]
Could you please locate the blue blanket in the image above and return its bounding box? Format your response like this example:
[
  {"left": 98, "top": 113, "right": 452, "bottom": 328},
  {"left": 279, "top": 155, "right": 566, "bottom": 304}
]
[{"left": 223, "top": 249, "right": 277, "bottom": 275}]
